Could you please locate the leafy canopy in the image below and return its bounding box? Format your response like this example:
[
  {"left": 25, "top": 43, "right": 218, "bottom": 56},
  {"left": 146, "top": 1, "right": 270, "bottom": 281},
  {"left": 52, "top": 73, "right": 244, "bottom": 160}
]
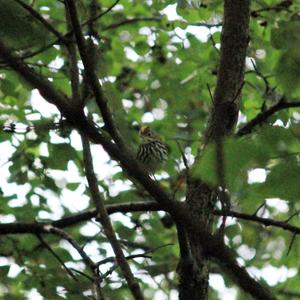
[{"left": 0, "top": 0, "right": 300, "bottom": 299}]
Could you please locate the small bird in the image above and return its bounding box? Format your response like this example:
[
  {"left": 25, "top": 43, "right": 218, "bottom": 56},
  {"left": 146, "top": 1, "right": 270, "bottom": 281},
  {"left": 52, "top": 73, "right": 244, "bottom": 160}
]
[{"left": 137, "top": 125, "right": 168, "bottom": 174}]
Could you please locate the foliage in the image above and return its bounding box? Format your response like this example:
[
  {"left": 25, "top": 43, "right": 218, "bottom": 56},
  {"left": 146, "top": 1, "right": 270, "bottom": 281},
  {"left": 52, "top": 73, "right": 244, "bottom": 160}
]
[{"left": 0, "top": 0, "right": 299, "bottom": 299}]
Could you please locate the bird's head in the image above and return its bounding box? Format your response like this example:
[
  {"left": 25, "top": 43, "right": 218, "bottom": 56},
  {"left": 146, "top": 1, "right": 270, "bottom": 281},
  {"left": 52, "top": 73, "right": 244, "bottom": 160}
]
[{"left": 139, "top": 125, "right": 160, "bottom": 143}]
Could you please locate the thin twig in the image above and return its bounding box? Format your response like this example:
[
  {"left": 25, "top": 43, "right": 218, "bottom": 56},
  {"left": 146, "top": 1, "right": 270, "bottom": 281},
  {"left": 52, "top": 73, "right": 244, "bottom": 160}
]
[
  {"left": 231, "top": 80, "right": 245, "bottom": 103},
  {"left": 214, "top": 210, "right": 300, "bottom": 235},
  {"left": 286, "top": 232, "right": 296, "bottom": 256},
  {"left": 190, "top": 22, "right": 222, "bottom": 28},
  {"left": 249, "top": 58, "right": 270, "bottom": 93},
  {"left": 96, "top": 253, "right": 152, "bottom": 267},
  {"left": 82, "top": 0, "right": 121, "bottom": 28},
  {"left": 251, "top": 1, "right": 292, "bottom": 16},
  {"left": 36, "top": 233, "right": 78, "bottom": 281},
  {"left": 284, "top": 210, "right": 300, "bottom": 223},
  {"left": 278, "top": 289, "right": 300, "bottom": 298},
  {"left": 206, "top": 83, "right": 214, "bottom": 103},
  {"left": 69, "top": 268, "right": 95, "bottom": 282},
  {"left": 48, "top": 226, "right": 104, "bottom": 300},
  {"left": 252, "top": 201, "right": 266, "bottom": 216},
  {"left": 49, "top": 227, "right": 96, "bottom": 270},
  {"left": 13, "top": 0, "right": 66, "bottom": 42},
  {"left": 175, "top": 140, "right": 189, "bottom": 175}
]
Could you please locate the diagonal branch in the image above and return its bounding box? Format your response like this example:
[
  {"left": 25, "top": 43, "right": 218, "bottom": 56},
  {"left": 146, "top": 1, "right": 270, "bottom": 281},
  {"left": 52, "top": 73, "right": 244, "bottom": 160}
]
[
  {"left": 65, "top": 0, "right": 126, "bottom": 149},
  {"left": 82, "top": 0, "right": 121, "bottom": 28},
  {"left": 237, "top": 98, "right": 300, "bottom": 136},
  {"left": 48, "top": 226, "right": 104, "bottom": 300},
  {"left": 36, "top": 233, "right": 78, "bottom": 281},
  {"left": 81, "top": 134, "right": 144, "bottom": 300},
  {"left": 13, "top": 0, "right": 66, "bottom": 43},
  {"left": 102, "top": 17, "right": 222, "bottom": 31},
  {"left": 0, "top": 40, "right": 72, "bottom": 117}
]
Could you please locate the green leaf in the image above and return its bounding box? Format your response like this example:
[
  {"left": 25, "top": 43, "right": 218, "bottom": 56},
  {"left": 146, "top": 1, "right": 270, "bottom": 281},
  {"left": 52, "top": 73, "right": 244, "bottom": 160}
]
[
  {"left": 66, "top": 182, "right": 80, "bottom": 191},
  {"left": 46, "top": 143, "right": 78, "bottom": 170},
  {"left": 193, "top": 138, "right": 257, "bottom": 190},
  {"left": 0, "top": 0, "right": 51, "bottom": 49},
  {"left": 271, "top": 21, "right": 300, "bottom": 50},
  {"left": 135, "top": 41, "right": 150, "bottom": 56},
  {"left": 275, "top": 48, "right": 300, "bottom": 96}
]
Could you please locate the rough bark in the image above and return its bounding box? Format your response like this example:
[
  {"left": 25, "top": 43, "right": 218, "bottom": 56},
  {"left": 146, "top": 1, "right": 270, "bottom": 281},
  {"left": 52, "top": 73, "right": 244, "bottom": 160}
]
[
  {"left": 178, "top": 179, "right": 215, "bottom": 300},
  {"left": 178, "top": 1, "right": 250, "bottom": 299},
  {"left": 206, "top": 0, "right": 250, "bottom": 141}
]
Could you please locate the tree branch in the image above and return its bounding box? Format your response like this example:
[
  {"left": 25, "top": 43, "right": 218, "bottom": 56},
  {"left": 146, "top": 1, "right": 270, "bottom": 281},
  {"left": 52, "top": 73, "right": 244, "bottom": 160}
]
[
  {"left": 13, "top": 0, "right": 66, "bottom": 43},
  {"left": 82, "top": 0, "right": 121, "bottom": 28},
  {"left": 103, "top": 17, "right": 221, "bottom": 31},
  {"left": 65, "top": 4, "right": 80, "bottom": 104},
  {"left": 81, "top": 134, "right": 144, "bottom": 300},
  {"left": 237, "top": 98, "right": 300, "bottom": 136},
  {"left": 65, "top": 0, "right": 126, "bottom": 149},
  {"left": 278, "top": 289, "right": 300, "bottom": 298},
  {"left": 48, "top": 226, "right": 105, "bottom": 300},
  {"left": 205, "top": 0, "right": 250, "bottom": 141},
  {"left": 2, "top": 204, "right": 299, "bottom": 235},
  {"left": 36, "top": 233, "right": 78, "bottom": 281},
  {"left": 103, "top": 16, "right": 162, "bottom": 31},
  {"left": 0, "top": 40, "right": 73, "bottom": 118},
  {"left": 214, "top": 210, "right": 300, "bottom": 235}
]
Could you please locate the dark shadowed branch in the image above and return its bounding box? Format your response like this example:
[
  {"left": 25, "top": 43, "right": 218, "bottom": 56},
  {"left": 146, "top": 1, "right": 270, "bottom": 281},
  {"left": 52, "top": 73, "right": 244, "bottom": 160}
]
[
  {"left": 65, "top": 0, "right": 126, "bottom": 149},
  {"left": 205, "top": 1, "right": 250, "bottom": 141},
  {"left": 237, "top": 98, "right": 300, "bottom": 136},
  {"left": 81, "top": 134, "right": 144, "bottom": 300},
  {"left": 13, "top": 0, "right": 66, "bottom": 42},
  {"left": 49, "top": 227, "right": 105, "bottom": 300},
  {"left": 1, "top": 202, "right": 299, "bottom": 236},
  {"left": 36, "top": 233, "right": 78, "bottom": 281}
]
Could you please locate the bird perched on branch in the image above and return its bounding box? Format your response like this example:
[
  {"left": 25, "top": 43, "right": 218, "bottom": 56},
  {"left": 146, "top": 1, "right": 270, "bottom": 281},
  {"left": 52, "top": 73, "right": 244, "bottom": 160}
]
[{"left": 137, "top": 125, "right": 168, "bottom": 174}]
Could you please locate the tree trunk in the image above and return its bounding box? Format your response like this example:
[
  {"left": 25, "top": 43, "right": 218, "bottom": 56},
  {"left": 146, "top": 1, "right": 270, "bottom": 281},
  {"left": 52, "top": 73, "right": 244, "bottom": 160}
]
[
  {"left": 177, "top": 0, "right": 250, "bottom": 298},
  {"left": 178, "top": 179, "right": 215, "bottom": 300}
]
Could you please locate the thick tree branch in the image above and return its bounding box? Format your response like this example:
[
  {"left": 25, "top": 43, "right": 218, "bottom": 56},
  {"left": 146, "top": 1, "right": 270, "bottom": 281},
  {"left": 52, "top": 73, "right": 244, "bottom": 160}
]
[
  {"left": 65, "top": 0, "right": 126, "bottom": 149},
  {"left": 81, "top": 135, "right": 144, "bottom": 300},
  {"left": 0, "top": 215, "right": 275, "bottom": 299},
  {"left": 205, "top": 0, "right": 250, "bottom": 141},
  {"left": 0, "top": 40, "right": 73, "bottom": 118},
  {"left": 237, "top": 99, "right": 300, "bottom": 136},
  {"left": 65, "top": 6, "right": 80, "bottom": 104},
  {"left": 2, "top": 204, "right": 299, "bottom": 235}
]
